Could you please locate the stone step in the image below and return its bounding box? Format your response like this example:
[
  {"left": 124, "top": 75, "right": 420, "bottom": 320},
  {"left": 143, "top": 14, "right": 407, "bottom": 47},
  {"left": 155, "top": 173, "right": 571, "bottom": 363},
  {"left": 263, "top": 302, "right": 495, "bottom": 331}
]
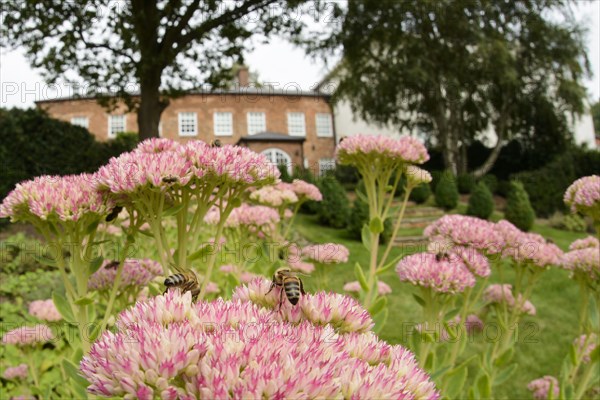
[
  {"left": 393, "top": 235, "right": 429, "bottom": 246},
  {"left": 403, "top": 207, "right": 444, "bottom": 218}
]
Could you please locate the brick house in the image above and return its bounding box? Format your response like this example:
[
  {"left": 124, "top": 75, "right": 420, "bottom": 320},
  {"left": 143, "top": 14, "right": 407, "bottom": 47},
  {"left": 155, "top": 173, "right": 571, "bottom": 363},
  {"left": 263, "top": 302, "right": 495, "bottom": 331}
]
[{"left": 36, "top": 69, "right": 337, "bottom": 175}]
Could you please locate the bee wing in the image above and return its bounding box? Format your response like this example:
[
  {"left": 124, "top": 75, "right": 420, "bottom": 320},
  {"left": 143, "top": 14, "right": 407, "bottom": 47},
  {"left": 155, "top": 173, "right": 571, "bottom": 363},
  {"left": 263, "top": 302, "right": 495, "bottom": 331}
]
[{"left": 170, "top": 262, "right": 187, "bottom": 274}]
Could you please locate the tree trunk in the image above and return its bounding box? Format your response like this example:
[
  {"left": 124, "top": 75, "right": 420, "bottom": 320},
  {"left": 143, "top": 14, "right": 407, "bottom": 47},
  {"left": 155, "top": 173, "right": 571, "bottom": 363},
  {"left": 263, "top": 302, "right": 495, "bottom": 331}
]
[
  {"left": 137, "top": 73, "right": 166, "bottom": 141},
  {"left": 472, "top": 127, "right": 504, "bottom": 178}
]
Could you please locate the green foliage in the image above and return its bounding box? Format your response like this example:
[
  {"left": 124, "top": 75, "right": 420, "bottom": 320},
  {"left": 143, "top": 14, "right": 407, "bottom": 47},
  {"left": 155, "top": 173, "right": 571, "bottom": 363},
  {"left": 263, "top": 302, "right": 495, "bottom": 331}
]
[
  {"left": 277, "top": 164, "right": 292, "bottom": 183},
  {"left": 590, "top": 101, "right": 600, "bottom": 137},
  {"left": 548, "top": 212, "right": 587, "bottom": 233},
  {"left": 409, "top": 183, "right": 431, "bottom": 204},
  {"left": 457, "top": 174, "right": 476, "bottom": 194},
  {"left": 430, "top": 170, "right": 443, "bottom": 192},
  {"left": 514, "top": 148, "right": 600, "bottom": 217},
  {"left": 316, "top": 177, "right": 350, "bottom": 228},
  {"left": 434, "top": 171, "right": 459, "bottom": 210},
  {"left": 505, "top": 181, "right": 536, "bottom": 231},
  {"left": 0, "top": 108, "right": 137, "bottom": 200},
  {"left": 467, "top": 182, "right": 495, "bottom": 220},
  {"left": 480, "top": 175, "right": 498, "bottom": 194},
  {"left": 346, "top": 197, "right": 392, "bottom": 243},
  {"left": 334, "top": 165, "right": 360, "bottom": 185}
]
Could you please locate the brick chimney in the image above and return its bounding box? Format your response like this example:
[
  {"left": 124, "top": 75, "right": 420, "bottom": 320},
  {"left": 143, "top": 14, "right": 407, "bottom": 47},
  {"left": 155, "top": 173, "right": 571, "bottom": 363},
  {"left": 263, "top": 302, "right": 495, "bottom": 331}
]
[{"left": 237, "top": 66, "right": 249, "bottom": 87}]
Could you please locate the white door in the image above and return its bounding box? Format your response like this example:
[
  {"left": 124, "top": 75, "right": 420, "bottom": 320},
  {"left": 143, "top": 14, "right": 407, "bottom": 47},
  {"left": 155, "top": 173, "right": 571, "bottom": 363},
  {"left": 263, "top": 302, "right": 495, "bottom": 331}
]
[{"left": 262, "top": 148, "right": 293, "bottom": 174}]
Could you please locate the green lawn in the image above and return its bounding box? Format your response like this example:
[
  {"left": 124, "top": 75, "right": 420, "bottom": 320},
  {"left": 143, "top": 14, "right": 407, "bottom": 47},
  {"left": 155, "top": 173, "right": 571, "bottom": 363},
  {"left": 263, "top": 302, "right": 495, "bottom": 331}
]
[{"left": 294, "top": 212, "right": 590, "bottom": 399}]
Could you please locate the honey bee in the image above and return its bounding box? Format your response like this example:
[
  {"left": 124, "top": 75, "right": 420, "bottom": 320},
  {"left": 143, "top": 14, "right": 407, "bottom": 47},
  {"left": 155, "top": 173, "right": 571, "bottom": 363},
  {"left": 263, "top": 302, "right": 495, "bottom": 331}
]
[
  {"left": 104, "top": 260, "right": 120, "bottom": 270},
  {"left": 105, "top": 206, "right": 123, "bottom": 222},
  {"left": 266, "top": 267, "right": 306, "bottom": 308},
  {"left": 210, "top": 139, "right": 222, "bottom": 148},
  {"left": 164, "top": 271, "right": 200, "bottom": 300},
  {"left": 435, "top": 252, "right": 451, "bottom": 262},
  {"left": 162, "top": 176, "right": 179, "bottom": 184}
]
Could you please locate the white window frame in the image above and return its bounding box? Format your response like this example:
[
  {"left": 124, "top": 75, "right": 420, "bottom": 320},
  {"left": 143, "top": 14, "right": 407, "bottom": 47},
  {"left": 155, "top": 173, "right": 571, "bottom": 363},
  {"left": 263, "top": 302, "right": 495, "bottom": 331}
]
[
  {"left": 107, "top": 115, "right": 126, "bottom": 139},
  {"left": 71, "top": 116, "right": 89, "bottom": 129},
  {"left": 247, "top": 112, "right": 266, "bottom": 135},
  {"left": 315, "top": 113, "right": 333, "bottom": 137},
  {"left": 318, "top": 158, "right": 336, "bottom": 176},
  {"left": 178, "top": 112, "right": 198, "bottom": 137},
  {"left": 287, "top": 112, "right": 306, "bottom": 137},
  {"left": 213, "top": 112, "right": 233, "bottom": 136},
  {"left": 262, "top": 148, "right": 293, "bottom": 174}
]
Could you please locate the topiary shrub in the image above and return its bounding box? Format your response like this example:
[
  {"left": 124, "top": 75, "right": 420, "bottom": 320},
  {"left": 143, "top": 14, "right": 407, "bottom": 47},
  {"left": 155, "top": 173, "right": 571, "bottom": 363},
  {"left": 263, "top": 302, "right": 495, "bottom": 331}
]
[
  {"left": 505, "top": 181, "right": 536, "bottom": 231},
  {"left": 409, "top": 183, "right": 431, "bottom": 204},
  {"left": 457, "top": 174, "right": 476, "bottom": 194},
  {"left": 480, "top": 175, "right": 498, "bottom": 194},
  {"left": 346, "top": 197, "right": 393, "bottom": 243},
  {"left": 430, "top": 170, "right": 444, "bottom": 192},
  {"left": 316, "top": 176, "right": 350, "bottom": 228},
  {"left": 467, "top": 182, "right": 495, "bottom": 219},
  {"left": 434, "top": 171, "right": 459, "bottom": 210}
]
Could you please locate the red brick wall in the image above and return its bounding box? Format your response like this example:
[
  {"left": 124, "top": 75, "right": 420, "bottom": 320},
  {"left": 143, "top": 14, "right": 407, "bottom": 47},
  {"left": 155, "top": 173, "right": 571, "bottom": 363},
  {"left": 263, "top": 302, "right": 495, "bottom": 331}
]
[{"left": 37, "top": 93, "right": 336, "bottom": 169}]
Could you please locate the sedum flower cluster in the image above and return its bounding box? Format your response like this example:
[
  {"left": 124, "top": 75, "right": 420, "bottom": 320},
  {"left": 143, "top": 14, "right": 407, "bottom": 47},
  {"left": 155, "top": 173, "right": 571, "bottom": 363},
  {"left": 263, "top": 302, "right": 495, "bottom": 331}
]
[
  {"left": 3, "top": 364, "right": 28, "bottom": 380},
  {"left": 80, "top": 287, "right": 440, "bottom": 399},
  {"left": 88, "top": 259, "right": 163, "bottom": 291},
  {"left": 483, "top": 284, "right": 536, "bottom": 316},
  {"left": 561, "top": 235, "right": 600, "bottom": 281},
  {"left": 564, "top": 175, "right": 600, "bottom": 219},
  {"left": 28, "top": 299, "right": 61, "bottom": 322},
  {"left": 2, "top": 325, "right": 55, "bottom": 346},
  {"left": 527, "top": 375, "right": 560, "bottom": 400}
]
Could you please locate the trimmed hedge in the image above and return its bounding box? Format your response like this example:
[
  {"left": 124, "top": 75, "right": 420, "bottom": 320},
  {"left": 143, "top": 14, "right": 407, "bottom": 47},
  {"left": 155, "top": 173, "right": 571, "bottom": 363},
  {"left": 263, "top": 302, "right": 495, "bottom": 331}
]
[
  {"left": 0, "top": 107, "right": 137, "bottom": 200},
  {"left": 505, "top": 181, "right": 536, "bottom": 231},
  {"left": 410, "top": 183, "right": 431, "bottom": 204},
  {"left": 467, "top": 182, "right": 494, "bottom": 219},
  {"left": 435, "top": 171, "right": 459, "bottom": 210}
]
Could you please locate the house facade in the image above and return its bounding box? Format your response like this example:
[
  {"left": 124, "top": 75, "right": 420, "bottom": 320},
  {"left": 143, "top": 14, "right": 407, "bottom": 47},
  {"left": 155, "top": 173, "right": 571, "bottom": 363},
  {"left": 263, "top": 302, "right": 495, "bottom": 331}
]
[{"left": 36, "top": 70, "right": 337, "bottom": 175}]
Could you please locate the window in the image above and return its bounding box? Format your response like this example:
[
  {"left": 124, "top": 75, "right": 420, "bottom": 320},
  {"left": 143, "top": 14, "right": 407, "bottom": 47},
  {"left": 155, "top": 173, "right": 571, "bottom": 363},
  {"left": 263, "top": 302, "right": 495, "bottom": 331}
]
[
  {"left": 319, "top": 158, "right": 336, "bottom": 176},
  {"left": 247, "top": 112, "right": 266, "bottom": 135},
  {"left": 287, "top": 112, "right": 306, "bottom": 136},
  {"left": 178, "top": 112, "right": 198, "bottom": 136},
  {"left": 262, "top": 148, "right": 292, "bottom": 174},
  {"left": 315, "top": 113, "right": 333, "bottom": 137},
  {"left": 214, "top": 112, "right": 233, "bottom": 136},
  {"left": 108, "top": 115, "right": 126, "bottom": 138},
  {"left": 71, "top": 116, "right": 89, "bottom": 129}
]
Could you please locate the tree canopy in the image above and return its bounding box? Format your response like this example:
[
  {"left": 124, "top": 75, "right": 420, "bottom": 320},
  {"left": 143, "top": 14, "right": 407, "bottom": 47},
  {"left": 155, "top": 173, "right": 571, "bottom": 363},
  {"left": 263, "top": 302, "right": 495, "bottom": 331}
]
[
  {"left": 1, "top": 0, "right": 309, "bottom": 139},
  {"left": 312, "top": 0, "right": 591, "bottom": 175}
]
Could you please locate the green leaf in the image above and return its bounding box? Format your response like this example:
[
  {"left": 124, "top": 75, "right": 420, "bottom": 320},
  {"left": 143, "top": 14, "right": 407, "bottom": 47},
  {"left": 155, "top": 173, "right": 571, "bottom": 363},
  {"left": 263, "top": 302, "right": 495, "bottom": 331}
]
[
  {"left": 188, "top": 244, "right": 215, "bottom": 262},
  {"left": 373, "top": 308, "right": 388, "bottom": 334},
  {"left": 494, "top": 347, "right": 514, "bottom": 367},
  {"left": 74, "top": 294, "right": 94, "bottom": 306},
  {"left": 424, "top": 352, "right": 435, "bottom": 371},
  {"left": 88, "top": 256, "right": 104, "bottom": 275},
  {"left": 137, "top": 228, "right": 154, "bottom": 237},
  {"left": 494, "top": 363, "right": 517, "bottom": 385},
  {"left": 33, "top": 253, "right": 57, "bottom": 267},
  {"left": 62, "top": 358, "right": 90, "bottom": 389},
  {"left": 590, "top": 345, "right": 600, "bottom": 364},
  {"left": 412, "top": 293, "right": 426, "bottom": 307},
  {"left": 444, "top": 308, "right": 460, "bottom": 320},
  {"left": 569, "top": 343, "right": 577, "bottom": 366},
  {"left": 71, "top": 347, "right": 83, "bottom": 364},
  {"left": 53, "top": 292, "right": 75, "bottom": 323},
  {"left": 368, "top": 296, "right": 387, "bottom": 316},
  {"left": 361, "top": 225, "right": 371, "bottom": 251},
  {"left": 354, "top": 263, "right": 369, "bottom": 291},
  {"left": 476, "top": 373, "right": 492, "bottom": 399},
  {"left": 230, "top": 197, "right": 242, "bottom": 208},
  {"left": 369, "top": 216, "right": 384, "bottom": 234},
  {"left": 376, "top": 254, "right": 403, "bottom": 276},
  {"left": 443, "top": 320, "right": 459, "bottom": 341},
  {"left": 162, "top": 202, "right": 186, "bottom": 217},
  {"left": 444, "top": 365, "right": 468, "bottom": 398},
  {"left": 356, "top": 190, "right": 368, "bottom": 203},
  {"left": 589, "top": 294, "right": 599, "bottom": 330}
]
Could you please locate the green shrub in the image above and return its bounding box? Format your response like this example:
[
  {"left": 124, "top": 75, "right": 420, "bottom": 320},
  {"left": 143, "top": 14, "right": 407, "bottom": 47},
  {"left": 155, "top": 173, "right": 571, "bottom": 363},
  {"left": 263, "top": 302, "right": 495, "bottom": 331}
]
[
  {"left": 496, "top": 180, "right": 512, "bottom": 198},
  {"left": 430, "top": 170, "right": 444, "bottom": 192},
  {"left": 467, "top": 182, "right": 495, "bottom": 219},
  {"left": 410, "top": 183, "right": 431, "bottom": 204},
  {"left": 334, "top": 165, "right": 360, "bottom": 185},
  {"left": 346, "top": 197, "right": 393, "bottom": 243},
  {"left": 480, "top": 175, "right": 498, "bottom": 194},
  {"left": 278, "top": 164, "right": 292, "bottom": 183},
  {"left": 0, "top": 107, "right": 137, "bottom": 200},
  {"left": 457, "top": 174, "right": 476, "bottom": 194},
  {"left": 435, "top": 171, "right": 459, "bottom": 210},
  {"left": 549, "top": 212, "right": 586, "bottom": 232},
  {"left": 316, "top": 176, "right": 350, "bottom": 228},
  {"left": 505, "top": 181, "right": 536, "bottom": 231}
]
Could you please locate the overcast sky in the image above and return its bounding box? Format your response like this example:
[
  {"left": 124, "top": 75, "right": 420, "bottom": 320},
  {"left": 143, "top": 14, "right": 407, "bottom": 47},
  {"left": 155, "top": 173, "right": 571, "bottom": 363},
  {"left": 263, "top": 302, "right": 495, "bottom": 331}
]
[{"left": 1, "top": 1, "right": 598, "bottom": 109}]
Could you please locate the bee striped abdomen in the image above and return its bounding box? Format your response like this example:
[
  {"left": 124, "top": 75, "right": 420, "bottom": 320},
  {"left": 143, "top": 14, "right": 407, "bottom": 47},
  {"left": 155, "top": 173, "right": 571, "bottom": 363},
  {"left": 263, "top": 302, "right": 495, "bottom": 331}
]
[
  {"left": 283, "top": 278, "right": 302, "bottom": 305},
  {"left": 164, "top": 273, "right": 185, "bottom": 287}
]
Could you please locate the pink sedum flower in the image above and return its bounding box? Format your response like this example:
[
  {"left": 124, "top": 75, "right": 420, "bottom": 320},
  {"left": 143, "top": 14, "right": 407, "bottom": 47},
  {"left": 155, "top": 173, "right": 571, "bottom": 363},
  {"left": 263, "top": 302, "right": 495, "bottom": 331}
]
[
  {"left": 527, "top": 376, "right": 560, "bottom": 400},
  {"left": 3, "top": 364, "right": 28, "bottom": 380},
  {"left": 250, "top": 184, "right": 298, "bottom": 207},
  {"left": 88, "top": 259, "right": 163, "bottom": 291},
  {"left": 291, "top": 179, "right": 323, "bottom": 201},
  {"left": 561, "top": 247, "right": 599, "bottom": 281},
  {"left": 425, "top": 215, "right": 503, "bottom": 254},
  {"left": 564, "top": 175, "right": 600, "bottom": 217},
  {"left": 0, "top": 174, "right": 114, "bottom": 222},
  {"left": 218, "top": 264, "right": 236, "bottom": 274},
  {"left": 81, "top": 289, "right": 439, "bottom": 399},
  {"left": 287, "top": 258, "right": 315, "bottom": 273},
  {"left": 302, "top": 243, "right": 350, "bottom": 264},
  {"left": 483, "top": 284, "right": 536, "bottom": 316},
  {"left": 2, "top": 325, "right": 55, "bottom": 346},
  {"left": 28, "top": 299, "right": 61, "bottom": 322},
  {"left": 495, "top": 220, "right": 563, "bottom": 267},
  {"left": 336, "top": 134, "right": 429, "bottom": 166},
  {"left": 396, "top": 253, "right": 476, "bottom": 294},
  {"left": 345, "top": 281, "right": 392, "bottom": 295},
  {"left": 569, "top": 236, "right": 599, "bottom": 250},
  {"left": 573, "top": 333, "right": 599, "bottom": 363},
  {"left": 205, "top": 204, "right": 280, "bottom": 234},
  {"left": 134, "top": 138, "right": 180, "bottom": 154},
  {"left": 405, "top": 165, "right": 432, "bottom": 186},
  {"left": 239, "top": 271, "right": 260, "bottom": 283}
]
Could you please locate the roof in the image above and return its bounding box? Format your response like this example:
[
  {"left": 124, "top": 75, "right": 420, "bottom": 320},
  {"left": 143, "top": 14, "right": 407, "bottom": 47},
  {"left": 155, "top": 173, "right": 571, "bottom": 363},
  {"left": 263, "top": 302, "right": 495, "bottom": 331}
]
[
  {"left": 237, "top": 132, "right": 306, "bottom": 143},
  {"left": 34, "top": 87, "right": 329, "bottom": 104}
]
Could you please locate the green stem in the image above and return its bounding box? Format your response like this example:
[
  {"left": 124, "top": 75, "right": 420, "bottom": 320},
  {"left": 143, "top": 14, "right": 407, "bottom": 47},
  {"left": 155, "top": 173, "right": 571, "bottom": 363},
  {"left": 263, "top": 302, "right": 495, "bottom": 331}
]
[
  {"left": 378, "top": 187, "right": 412, "bottom": 270},
  {"left": 574, "top": 361, "right": 597, "bottom": 399},
  {"left": 197, "top": 203, "right": 231, "bottom": 300},
  {"left": 26, "top": 349, "right": 41, "bottom": 390},
  {"left": 364, "top": 229, "right": 380, "bottom": 309},
  {"left": 282, "top": 202, "right": 302, "bottom": 240}
]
